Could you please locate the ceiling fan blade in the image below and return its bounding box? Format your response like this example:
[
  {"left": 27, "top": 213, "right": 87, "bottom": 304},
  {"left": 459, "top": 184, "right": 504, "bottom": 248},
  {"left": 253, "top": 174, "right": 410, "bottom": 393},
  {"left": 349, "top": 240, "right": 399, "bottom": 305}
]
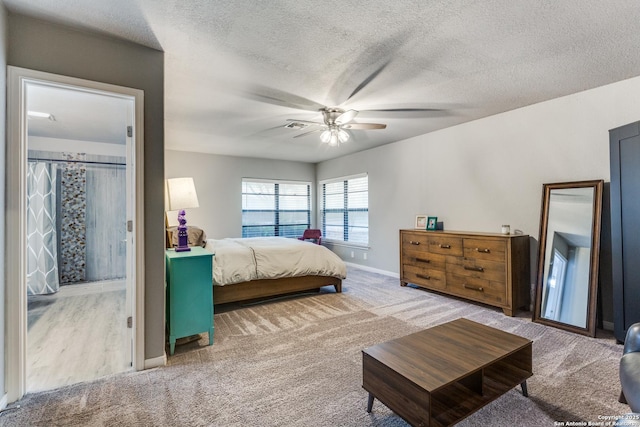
[
  {"left": 286, "top": 119, "right": 324, "bottom": 126},
  {"left": 335, "top": 109, "right": 359, "bottom": 125},
  {"left": 345, "top": 60, "right": 390, "bottom": 102},
  {"left": 293, "top": 129, "right": 322, "bottom": 139},
  {"left": 365, "top": 108, "right": 443, "bottom": 112},
  {"left": 341, "top": 123, "right": 387, "bottom": 130},
  {"left": 358, "top": 105, "right": 455, "bottom": 119},
  {"left": 328, "top": 30, "right": 413, "bottom": 104},
  {"left": 243, "top": 84, "right": 326, "bottom": 111}
]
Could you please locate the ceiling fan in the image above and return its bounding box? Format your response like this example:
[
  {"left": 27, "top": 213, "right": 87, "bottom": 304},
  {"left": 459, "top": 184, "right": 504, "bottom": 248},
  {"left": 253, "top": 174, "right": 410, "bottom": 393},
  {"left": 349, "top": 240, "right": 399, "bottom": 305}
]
[
  {"left": 285, "top": 107, "right": 386, "bottom": 146},
  {"left": 244, "top": 31, "right": 450, "bottom": 146}
]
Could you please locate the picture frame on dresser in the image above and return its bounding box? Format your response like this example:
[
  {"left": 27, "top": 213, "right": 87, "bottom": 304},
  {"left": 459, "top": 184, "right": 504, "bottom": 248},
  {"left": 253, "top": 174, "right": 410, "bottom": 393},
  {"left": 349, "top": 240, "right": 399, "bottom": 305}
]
[
  {"left": 415, "top": 215, "right": 427, "bottom": 229},
  {"left": 426, "top": 216, "right": 438, "bottom": 230}
]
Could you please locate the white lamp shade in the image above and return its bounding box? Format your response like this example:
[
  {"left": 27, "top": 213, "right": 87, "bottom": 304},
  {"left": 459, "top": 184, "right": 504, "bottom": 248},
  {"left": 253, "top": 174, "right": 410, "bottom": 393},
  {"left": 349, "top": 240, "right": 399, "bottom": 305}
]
[
  {"left": 328, "top": 132, "right": 339, "bottom": 146},
  {"left": 320, "top": 129, "right": 331, "bottom": 143},
  {"left": 167, "top": 177, "right": 200, "bottom": 211},
  {"left": 338, "top": 129, "right": 349, "bottom": 143}
]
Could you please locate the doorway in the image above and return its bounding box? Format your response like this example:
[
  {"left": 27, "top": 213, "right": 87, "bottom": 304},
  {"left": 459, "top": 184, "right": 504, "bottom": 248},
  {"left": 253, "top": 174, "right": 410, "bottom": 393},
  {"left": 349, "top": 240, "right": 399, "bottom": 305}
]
[
  {"left": 26, "top": 82, "right": 132, "bottom": 391},
  {"left": 543, "top": 249, "right": 568, "bottom": 321},
  {"left": 6, "top": 67, "right": 145, "bottom": 401}
]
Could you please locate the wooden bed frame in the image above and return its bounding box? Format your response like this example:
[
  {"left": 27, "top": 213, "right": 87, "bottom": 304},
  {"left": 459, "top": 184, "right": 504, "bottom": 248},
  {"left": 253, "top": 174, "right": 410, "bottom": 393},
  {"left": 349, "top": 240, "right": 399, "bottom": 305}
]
[{"left": 213, "top": 275, "right": 342, "bottom": 305}]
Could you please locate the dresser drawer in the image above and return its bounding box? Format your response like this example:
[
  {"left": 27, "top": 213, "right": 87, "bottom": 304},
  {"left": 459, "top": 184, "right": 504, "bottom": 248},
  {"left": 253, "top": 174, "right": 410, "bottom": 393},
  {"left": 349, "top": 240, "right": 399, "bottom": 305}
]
[
  {"left": 402, "top": 232, "right": 431, "bottom": 252},
  {"left": 447, "top": 256, "right": 506, "bottom": 282},
  {"left": 463, "top": 238, "right": 506, "bottom": 262},
  {"left": 402, "top": 252, "right": 446, "bottom": 271},
  {"left": 427, "top": 235, "right": 463, "bottom": 256},
  {"left": 447, "top": 273, "right": 506, "bottom": 305},
  {"left": 403, "top": 264, "right": 446, "bottom": 290}
]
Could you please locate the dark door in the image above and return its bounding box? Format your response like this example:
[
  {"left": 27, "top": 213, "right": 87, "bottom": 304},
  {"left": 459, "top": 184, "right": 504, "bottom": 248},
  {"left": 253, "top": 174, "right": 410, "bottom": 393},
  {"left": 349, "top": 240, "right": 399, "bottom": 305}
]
[{"left": 610, "top": 121, "right": 640, "bottom": 342}]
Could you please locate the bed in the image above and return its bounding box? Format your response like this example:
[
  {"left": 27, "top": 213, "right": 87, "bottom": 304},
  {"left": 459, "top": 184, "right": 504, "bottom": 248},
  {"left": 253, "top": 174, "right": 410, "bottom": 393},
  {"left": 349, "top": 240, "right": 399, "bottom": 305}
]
[{"left": 204, "top": 237, "right": 347, "bottom": 304}]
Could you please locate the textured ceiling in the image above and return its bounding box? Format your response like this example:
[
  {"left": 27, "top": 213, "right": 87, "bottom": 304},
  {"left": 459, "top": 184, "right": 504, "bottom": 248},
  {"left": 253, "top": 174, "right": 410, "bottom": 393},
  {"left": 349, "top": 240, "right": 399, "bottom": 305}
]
[{"left": 6, "top": 0, "right": 640, "bottom": 162}]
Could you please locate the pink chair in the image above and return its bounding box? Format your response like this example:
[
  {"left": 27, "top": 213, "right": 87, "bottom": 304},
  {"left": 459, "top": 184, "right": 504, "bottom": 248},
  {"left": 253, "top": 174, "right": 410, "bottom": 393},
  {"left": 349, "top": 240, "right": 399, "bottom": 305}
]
[{"left": 298, "top": 229, "right": 322, "bottom": 245}]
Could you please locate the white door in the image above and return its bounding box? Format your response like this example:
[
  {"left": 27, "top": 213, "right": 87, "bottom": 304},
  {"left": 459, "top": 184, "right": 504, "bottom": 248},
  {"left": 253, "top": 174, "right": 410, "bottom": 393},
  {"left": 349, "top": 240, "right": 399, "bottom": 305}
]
[
  {"left": 125, "top": 99, "right": 135, "bottom": 365},
  {"left": 6, "top": 66, "right": 145, "bottom": 401},
  {"left": 543, "top": 250, "right": 568, "bottom": 321}
]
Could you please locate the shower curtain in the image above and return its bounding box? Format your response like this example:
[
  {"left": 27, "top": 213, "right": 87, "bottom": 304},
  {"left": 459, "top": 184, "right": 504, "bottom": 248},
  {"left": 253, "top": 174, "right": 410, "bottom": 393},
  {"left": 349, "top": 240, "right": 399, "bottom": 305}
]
[{"left": 27, "top": 162, "right": 60, "bottom": 295}]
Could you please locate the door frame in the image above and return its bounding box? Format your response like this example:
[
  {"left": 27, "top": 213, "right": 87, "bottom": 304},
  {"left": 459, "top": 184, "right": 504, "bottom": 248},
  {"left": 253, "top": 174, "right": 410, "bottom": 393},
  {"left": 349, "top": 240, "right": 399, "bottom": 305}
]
[{"left": 6, "top": 66, "right": 145, "bottom": 402}]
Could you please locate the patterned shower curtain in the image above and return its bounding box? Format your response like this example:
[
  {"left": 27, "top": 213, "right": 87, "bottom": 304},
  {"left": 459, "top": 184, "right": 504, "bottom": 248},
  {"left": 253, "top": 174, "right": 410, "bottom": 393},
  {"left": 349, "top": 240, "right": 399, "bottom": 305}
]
[{"left": 27, "top": 162, "right": 60, "bottom": 295}]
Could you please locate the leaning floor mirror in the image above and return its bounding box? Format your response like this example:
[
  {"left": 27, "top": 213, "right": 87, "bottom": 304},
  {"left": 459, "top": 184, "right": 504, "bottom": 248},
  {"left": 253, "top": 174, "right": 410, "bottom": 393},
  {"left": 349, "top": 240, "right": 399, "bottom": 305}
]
[{"left": 533, "top": 180, "right": 603, "bottom": 337}]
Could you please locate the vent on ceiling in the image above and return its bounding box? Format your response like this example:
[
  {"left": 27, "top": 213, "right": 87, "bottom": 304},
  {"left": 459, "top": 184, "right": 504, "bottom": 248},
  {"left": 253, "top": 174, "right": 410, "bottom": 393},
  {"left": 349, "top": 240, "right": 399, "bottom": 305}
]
[{"left": 284, "top": 122, "right": 308, "bottom": 129}]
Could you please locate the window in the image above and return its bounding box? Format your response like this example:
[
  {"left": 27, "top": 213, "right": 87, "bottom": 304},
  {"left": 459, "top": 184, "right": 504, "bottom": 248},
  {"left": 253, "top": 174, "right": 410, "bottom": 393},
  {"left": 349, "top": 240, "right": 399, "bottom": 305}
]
[
  {"left": 319, "top": 174, "right": 368, "bottom": 245},
  {"left": 242, "top": 179, "right": 311, "bottom": 238}
]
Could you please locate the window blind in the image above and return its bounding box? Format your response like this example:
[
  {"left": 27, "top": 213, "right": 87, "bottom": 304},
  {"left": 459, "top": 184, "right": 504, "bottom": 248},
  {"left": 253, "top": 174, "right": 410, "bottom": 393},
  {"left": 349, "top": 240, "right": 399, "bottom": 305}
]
[
  {"left": 320, "top": 174, "right": 368, "bottom": 245},
  {"left": 242, "top": 179, "right": 311, "bottom": 238}
]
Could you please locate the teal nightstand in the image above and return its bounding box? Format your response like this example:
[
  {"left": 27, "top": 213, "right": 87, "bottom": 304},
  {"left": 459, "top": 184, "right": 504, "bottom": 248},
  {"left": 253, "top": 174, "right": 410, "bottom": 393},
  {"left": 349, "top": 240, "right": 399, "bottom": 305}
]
[{"left": 165, "top": 246, "right": 214, "bottom": 355}]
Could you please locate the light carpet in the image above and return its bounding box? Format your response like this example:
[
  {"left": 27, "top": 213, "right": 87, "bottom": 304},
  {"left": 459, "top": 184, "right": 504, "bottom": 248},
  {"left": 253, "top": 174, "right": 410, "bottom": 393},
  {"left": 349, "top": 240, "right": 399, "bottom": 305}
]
[{"left": 0, "top": 267, "right": 630, "bottom": 426}]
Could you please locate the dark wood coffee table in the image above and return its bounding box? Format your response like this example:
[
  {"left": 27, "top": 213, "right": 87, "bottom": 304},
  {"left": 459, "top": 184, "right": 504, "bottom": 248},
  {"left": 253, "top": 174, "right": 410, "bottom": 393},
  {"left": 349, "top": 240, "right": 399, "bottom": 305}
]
[{"left": 362, "top": 318, "right": 532, "bottom": 427}]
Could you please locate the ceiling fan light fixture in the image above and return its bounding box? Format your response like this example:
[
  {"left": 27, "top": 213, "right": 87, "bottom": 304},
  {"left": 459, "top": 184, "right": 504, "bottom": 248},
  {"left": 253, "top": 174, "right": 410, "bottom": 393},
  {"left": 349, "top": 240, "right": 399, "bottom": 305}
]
[
  {"left": 320, "top": 129, "right": 331, "bottom": 143},
  {"left": 338, "top": 129, "right": 349, "bottom": 143},
  {"left": 289, "top": 106, "right": 387, "bottom": 146},
  {"left": 320, "top": 126, "right": 348, "bottom": 146},
  {"left": 328, "top": 132, "right": 339, "bottom": 147}
]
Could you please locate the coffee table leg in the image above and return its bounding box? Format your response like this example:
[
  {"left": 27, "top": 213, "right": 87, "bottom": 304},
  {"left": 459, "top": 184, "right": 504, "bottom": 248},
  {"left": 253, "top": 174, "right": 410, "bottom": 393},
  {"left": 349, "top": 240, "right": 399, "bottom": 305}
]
[
  {"left": 521, "top": 381, "right": 528, "bottom": 397},
  {"left": 367, "top": 393, "right": 375, "bottom": 412}
]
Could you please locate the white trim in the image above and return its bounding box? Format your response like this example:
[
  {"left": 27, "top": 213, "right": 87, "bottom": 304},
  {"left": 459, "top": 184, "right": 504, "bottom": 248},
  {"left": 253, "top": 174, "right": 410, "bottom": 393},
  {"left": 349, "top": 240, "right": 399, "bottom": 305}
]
[
  {"left": 28, "top": 136, "right": 127, "bottom": 157},
  {"left": 144, "top": 354, "right": 167, "bottom": 369},
  {"left": 344, "top": 262, "right": 399, "bottom": 278},
  {"left": 6, "top": 66, "right": 28, "bottom": 403},
  {"left": 323, "top": 240, "right": 370, "bottom": 250},
  {"left": 242, "top": 177, "right": 312, "bottom": 186},
  {"left": 132, "top": 80, "right": 146, "bottom": 373},
  {"left": 0, "top": 393, "right": 7, "bottom": 411},
  {"left": 318, "top": 172, "right": 367, "bottom": 185},
  {"left": 6, "top": 66, "right": 145, "bottom": 403}
]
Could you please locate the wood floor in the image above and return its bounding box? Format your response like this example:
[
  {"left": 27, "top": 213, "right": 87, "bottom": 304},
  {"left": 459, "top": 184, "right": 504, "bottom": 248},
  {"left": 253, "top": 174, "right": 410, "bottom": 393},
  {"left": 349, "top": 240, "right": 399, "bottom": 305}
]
[{"left": 27, "top": 280, "right": 130, "bottom": 393}]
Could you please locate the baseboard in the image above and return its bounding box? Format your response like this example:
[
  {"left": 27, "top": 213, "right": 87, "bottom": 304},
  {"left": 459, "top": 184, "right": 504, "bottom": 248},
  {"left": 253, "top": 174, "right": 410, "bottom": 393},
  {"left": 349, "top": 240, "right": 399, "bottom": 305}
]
[
  {"left": 345, "top": 262, "right": 399, "bottom": 278},
  {"left": 144, "top": 353, "right": 167, "bottom": 369},
  {"left": 0, "top": 393, "right": 7, "bottom": 411}
]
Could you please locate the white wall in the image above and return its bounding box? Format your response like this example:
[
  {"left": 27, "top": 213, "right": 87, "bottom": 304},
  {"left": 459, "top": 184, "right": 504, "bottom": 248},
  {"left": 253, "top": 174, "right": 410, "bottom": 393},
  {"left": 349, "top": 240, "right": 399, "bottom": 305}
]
[
  {"left": 317, "top": 76, "right": 640, "bottom": 323},
  {"left": 165, "top": 150, "right": 315, "bottom": 239},
  {"left": 318, "top": 76, "right": 640, "bottom": 273}
]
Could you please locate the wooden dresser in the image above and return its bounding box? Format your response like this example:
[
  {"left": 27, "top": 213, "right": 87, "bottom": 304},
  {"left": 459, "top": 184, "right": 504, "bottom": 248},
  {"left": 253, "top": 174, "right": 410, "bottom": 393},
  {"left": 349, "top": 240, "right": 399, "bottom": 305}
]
[{"left": 399, "top": 229, "right": 530, "bottom": 316}]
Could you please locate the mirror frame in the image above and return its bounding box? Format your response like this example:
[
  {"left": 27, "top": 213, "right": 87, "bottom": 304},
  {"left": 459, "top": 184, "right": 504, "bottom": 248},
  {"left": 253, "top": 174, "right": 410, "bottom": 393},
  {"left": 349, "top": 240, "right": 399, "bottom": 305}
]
[{"left": 533, "top": 180, "right": 603, "bottom": 337}]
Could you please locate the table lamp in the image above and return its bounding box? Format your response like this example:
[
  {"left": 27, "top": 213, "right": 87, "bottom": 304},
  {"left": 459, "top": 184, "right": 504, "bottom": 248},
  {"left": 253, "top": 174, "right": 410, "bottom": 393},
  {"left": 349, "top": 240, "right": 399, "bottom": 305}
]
[{"left": 167, "top": 177, "right": 199, "bottom": 252}]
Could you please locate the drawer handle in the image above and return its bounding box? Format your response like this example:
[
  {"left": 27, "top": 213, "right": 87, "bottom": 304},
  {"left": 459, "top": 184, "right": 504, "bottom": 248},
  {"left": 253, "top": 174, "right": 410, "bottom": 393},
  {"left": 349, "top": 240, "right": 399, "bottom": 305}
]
[
  {"left": 463, "top": 284, "right": 484, "bottom": 292},
  {"left": 464, "top": 266, "right": 485, "bottom": 272},
  {"left": 439, "top": 244, "right": 451, "bottom": 249},
  {"left": 415, "top": 257, "right": 431, "bottom": 264},
  {"left": 410, "top": 241, "right": 420, "bottom": 245},
  {"left": 416, "top": 274, "right": 431, "bottom": 280},
  {"left": 475, "top": 248, "right": 491, "bottom": 253}
]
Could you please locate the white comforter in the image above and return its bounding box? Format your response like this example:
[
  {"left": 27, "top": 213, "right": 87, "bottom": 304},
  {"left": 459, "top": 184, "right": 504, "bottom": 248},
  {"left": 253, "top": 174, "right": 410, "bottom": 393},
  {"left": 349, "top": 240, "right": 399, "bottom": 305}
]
[{"left": 204, "top": 237, "right": 347, "bottom": 286}]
